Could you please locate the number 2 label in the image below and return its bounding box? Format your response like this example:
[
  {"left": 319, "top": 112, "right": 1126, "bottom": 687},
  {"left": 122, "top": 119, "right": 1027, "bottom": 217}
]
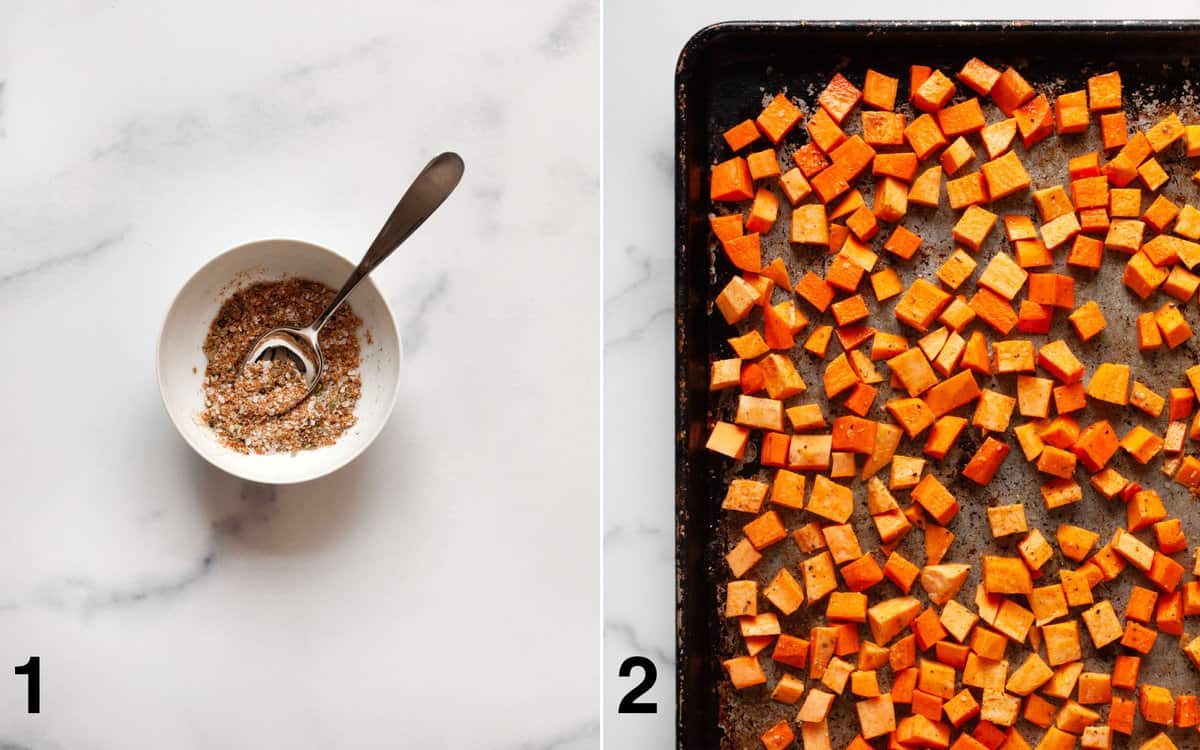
[{"left": 617, "top": 656, "right": 657, "bottom": 714}]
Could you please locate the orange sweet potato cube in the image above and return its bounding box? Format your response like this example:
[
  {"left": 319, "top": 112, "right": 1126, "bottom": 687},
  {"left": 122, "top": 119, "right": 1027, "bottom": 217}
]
[
  {"left": 908, "top": 166, "right": 942, "bottom": 207},
  {"left": 711, "top": 157, "right": 754, "bottom": 202},
  {"left": 1054, "top": 90, "right": 1089, "bottom": 134},
  {"left": 937, "top": 249, "right": 977, "bottom": 290},
  {"left": 1110, "top": 188, "right": 1141, "bottom": 218},
  {"left": 722, "top": 119, "right": 762, "bottom": 151},
  {"left": 1100, "top": 111, "right": 1128, "bottom": 150},
  {"left": 746, "top": 149, "right": 782, "bottom": 182},
  {"left": 1140, "top": 684, "right": 1176, "bottom": 725},
  {"left": 1078, "top": 672, "right": 1112, "bottom": 705},
  {"left": 911, "top": 474, "right": 959, "bottom": 525},
  {"left": 778, "top": 168, "right": 813, "bottom": 206},
  {"left": 1014, "top": 94, "right": 1053, "bottom": 148},
  {"left": 757, "top": 93, "right": 805, "bottom": 144},
  {"left": 818, "top": 73, "right": 862, "bottom": 124},
  {"left": 947, "top": 171, "right": 986, "bottom": 210},
  {"left": 939, "top": 97, "right": 986, "bottom": 136},
  {"left": 983, "top": 555, "right": 1032, "bottom": 595},
  {"left": 760, "top": 720, "right": 795, "bottom": 750},
  {"left": 1034, "top": 185, "right": 1075, "bottom": 222},
  {"left": 1017, "top": 238, "right": 1055, "bottom": 268},
  {"left": 874, "top": 176, "right": 909, "bottom": 222},
  {"left": 1086, "top": 362, "right": 1129, "bottom": 405},
  {"left": 991, "top": 66, "right": 1035, "bottom": 115},
  {"left": 794, "top": 142, "right": 831, "bottom": 177},
  {"left": 1143, "top": 194, "right": 1180, "bottom": 232},
  {"left": 744, "top": 510, "right": 788, "bottom": 550},
  {"left": 1156, "top": 303, "right": 1192, "bottom": 348},
  {"left": 913, "top": 69, "right": 956, "bottom": 112},
  {"left": 904, "top": 114, "right": 948, "bottom": 160},
  {"left": 952, "top": 205, "right": 998, "bottom": 251},
  {"left": 1139, "top": 157, "right": 1169, "bottom": 191},
  {"left": 963, "top": 438, "right": 1009, "bottom": 485},
  {"left": 862, "top": 110, "right": 906, "bottom": 146},
  {"left": 724, "top": 655, "right": 768, "bottom": 690},
  {"left": 1068, "top": 300, "right": 1106, "bottom": 342},
  {"left": 895, "top": 279, "right": 952, "bottom": 333},
  {"left": 1067, "top": 234, "right": 1103, "bottom": 269},
  {"left": 958, "top": 57, "right": 1001, "bottom": 95},
  {"left": 885, "top": 225, "right": 923, "bottom": 260},
  {"left": 1088, "top": 71, "right": 1122, "bottom": 110},
  {"left": 940, "top": 135, "right": 976, "bottom": 176},
  {"left": 874, "top": 151, "right": 919, "bottom": 182},
  {"left": 1147, "top": 112, "right": 1186, "bottom": 152},
  {"left": 1162, "top": 265, "right": 1200, "bottom": 302},
  {"left": 969, "top": 288, "right": 1017, "bottom": 335},
  {"left": 863, "top": 68, "right": 899, "bottom": 111},
  {"left": 1121, "top": 425, "right": 1163, "bottom": 465},
  {"left": 1123, "top": 251, "right": 1169, "bottom": 299},
  {"left": 1105, "top": 217, "right": 1145, "bottom": 253}
]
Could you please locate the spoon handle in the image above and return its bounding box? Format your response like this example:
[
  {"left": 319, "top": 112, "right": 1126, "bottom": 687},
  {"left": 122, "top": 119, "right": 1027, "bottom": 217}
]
[{"left": 309, "top": 152, "right": 465, "bottom": 334}]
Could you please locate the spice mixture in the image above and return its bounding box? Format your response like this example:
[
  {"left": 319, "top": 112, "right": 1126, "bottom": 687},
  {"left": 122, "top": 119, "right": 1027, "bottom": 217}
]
[{"left": 201, "top": 278, "right": 363, "bottom": 454}]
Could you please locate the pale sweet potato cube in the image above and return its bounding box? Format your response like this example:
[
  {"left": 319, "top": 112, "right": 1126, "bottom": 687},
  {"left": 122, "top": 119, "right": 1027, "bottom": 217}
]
[
  {"left": 980, "top": 689, "right": 1020, "bottom": 728},
  {"left": 803, "top": 551, "right": 837, "bottom": 604},
  {"left": 856, "top": 694, "right": 896, "bottom": 739},
  {"left": 807, "top": 475, "right": 853, "bottom": 523},
  {"left": 1081, "top": 600, "right": 1123, "bottom": 648},
  {"left": 722, "top": 478, "right": 769, "bottom": 513},
  {"left": 764, "top": 568, "right": 805, "bottom": 615},
  {"left": 920, "top": 564, "right": 970, "bottom": 606},
  {"left": 940, "top": 600, "right": 980, "bottom": 643},
  {"left": 1042, "top": 620, "right": 1082, "bottom": 666},
  {"left": 707, "top": 422, "right": 750, "bottom": 459},
  {"left": 992, "top": 600, "right": 1033, "bottom": 644}
]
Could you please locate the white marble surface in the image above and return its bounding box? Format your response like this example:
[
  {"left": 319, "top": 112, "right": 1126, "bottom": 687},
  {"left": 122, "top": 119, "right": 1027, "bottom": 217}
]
[
  {"left": 0, "top": 2, "right": 599, "bottom": 748},
  {"left": 602, "top": 3, "right": 1199, "bottom": 747}
]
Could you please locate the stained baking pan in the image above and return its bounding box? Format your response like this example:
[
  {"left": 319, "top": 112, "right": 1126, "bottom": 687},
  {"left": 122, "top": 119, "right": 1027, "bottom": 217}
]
[{"left": 676, "top": 20, "right": 1200, "bottom": 750}]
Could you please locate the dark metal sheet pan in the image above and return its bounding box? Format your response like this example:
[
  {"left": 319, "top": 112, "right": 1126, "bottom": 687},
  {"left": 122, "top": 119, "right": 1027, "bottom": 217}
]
[{"left": 676, "top": 20, "right": 1200, "bottom": 750}]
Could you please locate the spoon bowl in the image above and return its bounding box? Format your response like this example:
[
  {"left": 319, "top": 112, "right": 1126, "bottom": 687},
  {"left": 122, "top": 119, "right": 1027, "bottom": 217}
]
[{"left": 241, "top": 325, "right": 324, "bottom": 398}]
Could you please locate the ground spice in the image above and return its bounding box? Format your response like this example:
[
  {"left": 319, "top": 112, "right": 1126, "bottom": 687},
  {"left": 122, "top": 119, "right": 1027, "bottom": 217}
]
[{"left": 201, "top": 278, "right": 363, "bottom": 454}]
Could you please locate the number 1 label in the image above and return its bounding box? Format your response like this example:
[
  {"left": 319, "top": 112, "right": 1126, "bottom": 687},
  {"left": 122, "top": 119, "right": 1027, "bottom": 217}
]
[{"left": 14, "top": 656, "right": 39, "bottom": 713}]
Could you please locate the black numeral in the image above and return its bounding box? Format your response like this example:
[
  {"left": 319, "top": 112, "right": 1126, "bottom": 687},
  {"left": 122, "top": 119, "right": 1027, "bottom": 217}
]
[
  {"left": 617, "top": 656, "right": 657, "bottom": 713},
  {"left": 15, "top": 657, "right": 39, "bottom": 713}
]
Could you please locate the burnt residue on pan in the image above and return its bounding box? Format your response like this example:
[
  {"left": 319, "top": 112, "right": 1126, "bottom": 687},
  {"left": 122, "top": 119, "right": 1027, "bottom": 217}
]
[{"left": 677, "top": 21, "right": 1200, "bottom": 750}]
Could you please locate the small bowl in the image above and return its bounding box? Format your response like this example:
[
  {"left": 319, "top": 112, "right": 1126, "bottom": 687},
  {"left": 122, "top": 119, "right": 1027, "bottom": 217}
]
[{"left": 157, "top": 239, "right": 402, "bottom": 484}]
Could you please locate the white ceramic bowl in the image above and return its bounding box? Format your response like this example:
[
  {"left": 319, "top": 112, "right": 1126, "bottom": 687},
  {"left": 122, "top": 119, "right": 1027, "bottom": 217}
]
[{"left": 157, "top": 239, "right": 402, "bottom": 483}]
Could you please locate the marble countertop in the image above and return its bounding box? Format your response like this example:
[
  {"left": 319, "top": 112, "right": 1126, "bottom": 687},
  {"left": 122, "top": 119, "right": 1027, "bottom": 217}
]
[
  {"left": 0, "top": 2, "right": 598, "bottom": 748},
  {"left": 602, "top": 3, "right": 1199, "bottom": 747}
]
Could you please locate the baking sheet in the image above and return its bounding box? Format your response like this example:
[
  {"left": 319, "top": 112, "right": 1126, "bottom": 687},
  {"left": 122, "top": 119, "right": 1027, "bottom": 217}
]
[{"left": 675, "top": 20, "right": 1200, "bottom": 750}]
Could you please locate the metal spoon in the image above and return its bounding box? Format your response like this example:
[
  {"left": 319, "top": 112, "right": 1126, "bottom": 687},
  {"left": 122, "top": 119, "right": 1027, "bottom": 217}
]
[{"left": 240, "top": 152, "right": 464, "bottom": 401}]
